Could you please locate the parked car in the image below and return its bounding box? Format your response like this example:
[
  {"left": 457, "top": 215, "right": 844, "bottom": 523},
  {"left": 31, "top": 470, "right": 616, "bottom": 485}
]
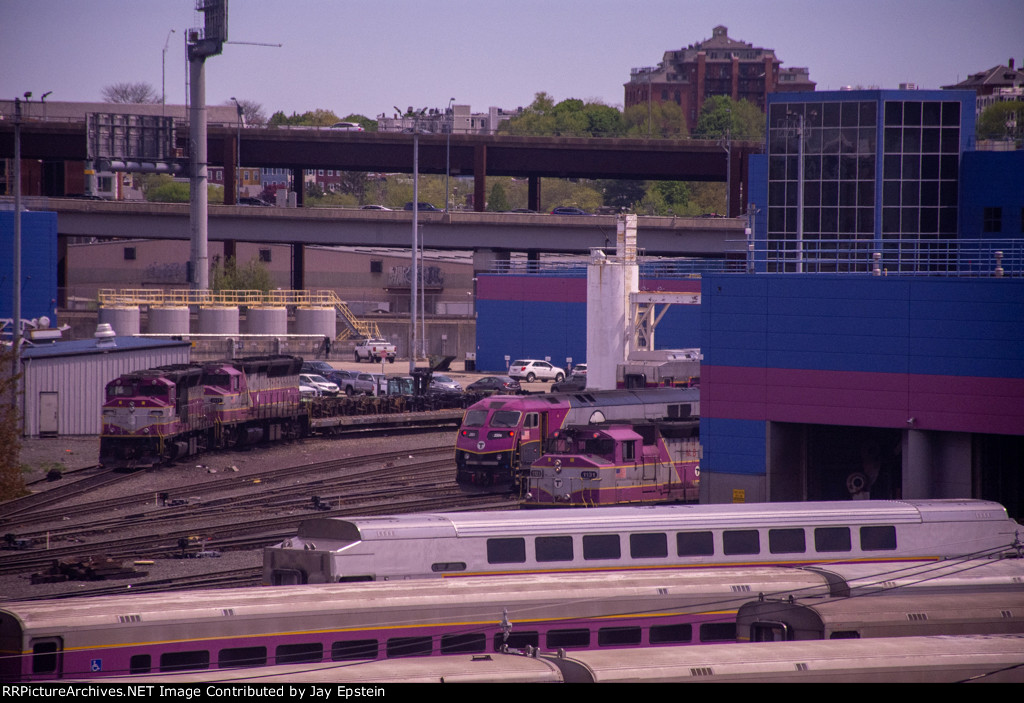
[
  {"left": 571, "top": 362, "right": 587, "bottom": 376},
  {"left": 301, "top": 361, "right": 336, "bottom": 376},
  {"left": 508, "top": 359, "right": 565, "bottom": 383},
  {"left": 327, "top": 369, "right": 375, "bottom": 396},
  {"left": 466, "top": 376, "right": 522, "bottom": 394},
  {"left": 299, "top": 383, "right": 320, "bottom": 400},
  {"left": 360, "top": 204, "right": 392, "bottom": 211},
  {"left": 238, "top": 197, "right": 271, "bottom": 206},
  {"left": 550, "top": 206, "right": 589, "bottom": 215},
  {"left": 331, "top": 122, "right": 364, "bottom": 131},
  {"left": 299, "top": 373, "right": 339, "bottom": 397},
  {"left": 430, "top": 374, "right": 462, "bottom": 393},
  {"left": 550, "top": 374, "right": 587, "bottom": 393},
  {"left": 404, "top": 202, "right": 442, "bottom": 212}
]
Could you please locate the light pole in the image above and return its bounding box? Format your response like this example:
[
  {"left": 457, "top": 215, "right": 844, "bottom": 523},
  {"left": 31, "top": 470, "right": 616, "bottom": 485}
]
[
  {"left": 231, "top": 96, "right": 242, "bottom": 203},
  {"left": 445, "top": 97, "right": 455, "bottom": 211},
  {"left": 162, "top": 28, "right": 175, "bottom": 115}
]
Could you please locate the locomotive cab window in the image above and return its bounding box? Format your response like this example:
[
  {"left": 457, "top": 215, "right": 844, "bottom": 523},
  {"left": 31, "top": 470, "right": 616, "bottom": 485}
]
[{"left": 524, "top": 412, "right": 540, "bottom": 429}]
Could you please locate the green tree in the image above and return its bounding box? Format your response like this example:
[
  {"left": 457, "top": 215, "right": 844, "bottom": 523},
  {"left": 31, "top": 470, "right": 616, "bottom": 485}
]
[
  {"left": 976, "top": 101, "right": 1024, "bottom": 142},
  {"left": 210, "top": 255, "right": 274, "bottom": 292},
  {"left": 487, "top": 183, "right": 510, "bottom": 212},
  {"left": 340, "top": 113, "right": 378, "bottom": 132},
  {"left": 0, "top": 345, "right": 25, "bottom": 501},
  {"left": 694, "top": 96, "right": 765, "bottom": 141},
  {"left": 623, "top": 102, "right": 688, "bottom": 139},
  {"left": 269, "top": 108, "right": 342, "bottom": 127}
]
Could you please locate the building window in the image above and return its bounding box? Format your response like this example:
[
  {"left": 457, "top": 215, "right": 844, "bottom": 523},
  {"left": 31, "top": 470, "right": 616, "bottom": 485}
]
[
  {"left": 983, "top": 207, "right": 1002, "bottom": 233},
  {"left": 259, "top": 248, "right": 272, "bottom": 263},
  {"left": 370, "top": 260, "right": 383, "bottom": 273},
  {"left": 124, "top": 247, "right": 136, "bottom": 261}
]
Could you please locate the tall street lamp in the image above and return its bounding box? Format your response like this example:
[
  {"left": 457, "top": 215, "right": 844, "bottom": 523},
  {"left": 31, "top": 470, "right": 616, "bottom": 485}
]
[
  {"left": 231, "top": 96, "right": 242, "bottom": 204},
  {"left": 445, "top": 97, "right": 455, "bottom": 211},
  {"left": 162, "top": 29, "right": 175, "bottom": 115}
]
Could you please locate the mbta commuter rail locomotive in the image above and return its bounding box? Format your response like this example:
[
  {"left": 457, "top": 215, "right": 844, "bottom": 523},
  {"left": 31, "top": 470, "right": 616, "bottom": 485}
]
[
  {"left": 524, "top": 421, "right": 700, "bottom": 506},
  {"left": 5, "top": 560, "right": 1023, "bottom": 681},
  {"left": 98, "top": 357, "right": 468, "bottom": 470},
  {"left": 454, "top": 387, "right": 698, "bottom": 488},
  {"left": 100, "top": 356, "right": 304, "bottom": 468},
  {"left": 263, "top": 499, "right": 1022, "bottom": 585}
]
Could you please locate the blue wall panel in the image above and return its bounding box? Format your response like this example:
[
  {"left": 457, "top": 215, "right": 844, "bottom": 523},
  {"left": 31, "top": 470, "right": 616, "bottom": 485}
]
[
  {"left": 700, "top": 417, "right": 766, "bottom": 476},
  {"left": 0, "top": 211, "right": 58, "bottom": 323}
]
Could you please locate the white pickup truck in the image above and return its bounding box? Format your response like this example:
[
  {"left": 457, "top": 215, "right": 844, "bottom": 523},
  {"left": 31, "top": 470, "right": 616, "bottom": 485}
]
[{"left": 354, "top": 339, "right": 397, "bottom": 363}]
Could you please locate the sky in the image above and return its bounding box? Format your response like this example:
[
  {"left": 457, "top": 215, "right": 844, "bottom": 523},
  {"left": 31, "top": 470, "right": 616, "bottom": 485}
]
[{"left": 2, "top": 0, "right": 1021, "bottom": 119}]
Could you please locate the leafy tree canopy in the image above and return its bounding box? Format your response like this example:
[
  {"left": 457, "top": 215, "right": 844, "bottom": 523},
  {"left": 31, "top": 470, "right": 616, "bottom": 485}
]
[
  {"left": 211, "top": 255, "right": 274, "bottom": 292},
  {"left": 102, "top": 82, "right": 159, "bottom": 104},
  {"left": 976, "top": 101, "right": 1024, "bottom": 142},
  {"left": 269, "top": 108, "right": 341, "bottom": 126},
  {"left": 487, "top": 183, "right": 510, "bottom": 212},
  {"left": 694, "top": 96, "right": 765, "bottom": 141},
  {"left": 501, "top": 93, "right": 625, "bottom": 137}
]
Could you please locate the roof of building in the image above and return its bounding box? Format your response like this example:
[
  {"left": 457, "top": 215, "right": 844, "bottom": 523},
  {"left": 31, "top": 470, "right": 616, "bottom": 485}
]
[
  {"left": 21, "top": 336, "right": 191, "bottom": 360},
  {"left": 943, "top": 61, "right": 1024, "bottom": 92}
]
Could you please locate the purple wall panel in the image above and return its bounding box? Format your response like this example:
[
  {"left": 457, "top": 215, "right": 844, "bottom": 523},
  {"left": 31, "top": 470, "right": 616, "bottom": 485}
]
[
  {"left": 706, "top": 365, "right": 1024, "bottom": 435},
  {"left": 477, "top": 275, "right": 588, "bottom": 302}
]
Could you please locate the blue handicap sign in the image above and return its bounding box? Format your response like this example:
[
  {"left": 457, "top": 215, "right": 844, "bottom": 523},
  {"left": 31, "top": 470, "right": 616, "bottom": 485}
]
[{"left": 91, "top": 659, "right": 102, "bottom": 672}]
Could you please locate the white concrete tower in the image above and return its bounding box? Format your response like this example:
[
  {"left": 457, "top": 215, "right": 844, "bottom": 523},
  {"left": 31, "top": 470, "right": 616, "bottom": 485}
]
[{"left": 586, "top": 214, "right": 639, "bottom": 390}]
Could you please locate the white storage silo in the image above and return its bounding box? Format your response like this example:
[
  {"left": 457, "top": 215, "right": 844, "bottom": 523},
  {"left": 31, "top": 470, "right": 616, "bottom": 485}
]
[
  {"left": 198, "top": 306, "right": 240, "bottom": 335},
  {"left": 148, "top": 306, "right": 191, "bottom": 336},
  {"left": 98, "top": 306, "right": 141, "bottom": 336},
  {"left": 246, "top": 306, "right": 288, "bottom": 335}
]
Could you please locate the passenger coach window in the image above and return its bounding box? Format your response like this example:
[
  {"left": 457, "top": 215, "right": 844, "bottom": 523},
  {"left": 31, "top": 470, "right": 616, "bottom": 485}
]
[
  {"left": 441, "top": 634, "right": 486, "bottom": 654},
  {"left": 332, "top": 640, "right": 378, "bottom": 661},
  {"left": 31, "top": 640, "right": 61, "bottom": 674},
  {"left": 768, "top": 528, "right": 806, "bottom": 554},
  {"left": 677, "top": 531, "right": 714, "bottom": 557},
  {"left": 814, "top": 527, "right": 852, "bottom": 552},
  {"left": 723, "top": 530, "right": 760, "bottom": 555},
  {"left": 699, "top": 623, "right": 737, "bottom": 642},
  {"left": 535, "top": 535, "right": 574, "bottom": 562},
  {"left": 487, "top": 537, "right": 526, "bottom": 564},
  {"left": 275, "top": 643, "right": 322, "bottom": 664},
  {"left": 160, "top": 650, "right": 210, "bottom": 672},
  {"left": 650, "top": 624, "right": 692, "bottom": 644},
  {"left": 496, "top": 631, "right": 539, "bottom": 650},
  {"left": 860, "top": 525, "right": 897, "bottom": 551},
  {"left": 547, "top": 629, "right": 591, "bottom": 648},
  {"left": 583, "top": 534, "right": 621, "bottom": 560},
  {"left": 129, "top": 654, "right": 151, "bottom": 674},
  {"left": 219, "top": 646, "right": 267, "bottom": 668},
  {"left": 387, "top": 637, "right": 432, "bottom": 658},
  {"left": 599, "top": 627, "right": 642, "bottom": 646},
  {"left": 630, "top": 532, "right": 668, "bottom": 559}
]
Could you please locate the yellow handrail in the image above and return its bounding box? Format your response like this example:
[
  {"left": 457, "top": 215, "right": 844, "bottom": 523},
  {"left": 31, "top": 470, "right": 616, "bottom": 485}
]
[{"left": 96, "top": 288, "right": 381, "bottom": 339}]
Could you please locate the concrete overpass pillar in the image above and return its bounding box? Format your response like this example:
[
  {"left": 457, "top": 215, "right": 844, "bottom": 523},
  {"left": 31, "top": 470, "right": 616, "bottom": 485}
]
[
  {"left": 728, "top": 148, "right": 742, "bottom": 218},
  {"left": 223, "top": 239, "right": 236, "bottom": 263},
  {"left": 224, "top": 135, "right": 237, "bottom": 205},
  {"left": 528, "top": 176, "right": 542, "bottom": 212},
  {"left": 292, "top": 167, "right": 304, "bottom": 207},
  {"left": 473, "top": 144, "right": 487, "bottom": 212},
  {"left": 292, "top": 243, "right": 305, "bottom": 290}
]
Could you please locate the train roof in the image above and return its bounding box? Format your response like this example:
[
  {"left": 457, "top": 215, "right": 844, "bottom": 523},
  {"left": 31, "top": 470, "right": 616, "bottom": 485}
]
[
  {"left": 297, "top": 500, "right": 1015, "bottom": 543},
  {"left": 0, "top": 566, "right": 832, "bottom": 631},
  {"left": 466, "top": 387, "right": 699, "bottom": 414}
]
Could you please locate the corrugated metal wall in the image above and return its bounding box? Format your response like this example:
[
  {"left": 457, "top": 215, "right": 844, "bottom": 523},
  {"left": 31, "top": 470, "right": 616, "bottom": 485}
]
[{"left": 21, "top": 346, "right": 191, "bottom": 437}]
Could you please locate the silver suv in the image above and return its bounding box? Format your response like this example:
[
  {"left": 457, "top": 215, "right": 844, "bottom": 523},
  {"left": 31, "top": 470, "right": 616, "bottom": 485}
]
[{"left": 508, "top": 359, "right": 565, "bottom": 383}]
